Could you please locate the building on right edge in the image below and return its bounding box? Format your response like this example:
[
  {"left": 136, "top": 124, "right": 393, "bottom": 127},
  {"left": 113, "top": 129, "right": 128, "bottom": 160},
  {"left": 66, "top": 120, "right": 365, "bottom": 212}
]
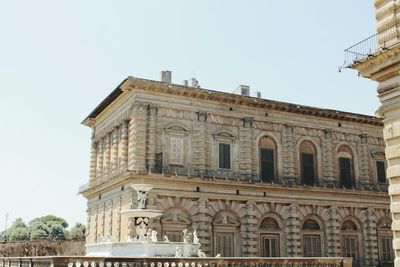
[{"left": 344, "top": 0, "right": 400, "bottom": 266}]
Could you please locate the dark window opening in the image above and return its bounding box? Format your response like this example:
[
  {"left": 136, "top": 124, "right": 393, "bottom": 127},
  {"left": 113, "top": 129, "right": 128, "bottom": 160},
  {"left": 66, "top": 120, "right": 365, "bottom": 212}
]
[
  {"left": 219, "top": 143, "right": 231, "bottom": 169},
  {"left": 339, "top": 157, "right": 353, "bottom": 188},
  {"left": 376, "top": 161, "right": 387, "bottom": 183},
  {"left": 260, "top": 148, "right": 275, "bottom": 182},
  {"left": 301, "top": 153, "right": 315, "bottom": 185}
]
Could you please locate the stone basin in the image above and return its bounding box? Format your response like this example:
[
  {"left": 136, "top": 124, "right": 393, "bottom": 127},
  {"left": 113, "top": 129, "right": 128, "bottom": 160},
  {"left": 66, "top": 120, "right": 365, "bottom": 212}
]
[{"left": 86, "top": 242, "right": 200, "bottom": 257}]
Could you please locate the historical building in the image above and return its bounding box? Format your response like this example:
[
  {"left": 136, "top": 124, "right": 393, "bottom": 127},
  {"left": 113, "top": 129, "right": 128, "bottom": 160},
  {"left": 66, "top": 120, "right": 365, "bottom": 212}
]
[
  {"left": 80, "top": 73, "right": 392, "bottom": 266},
  {"left": 344, "top": 0, "right": 400, "bottom": 266}
]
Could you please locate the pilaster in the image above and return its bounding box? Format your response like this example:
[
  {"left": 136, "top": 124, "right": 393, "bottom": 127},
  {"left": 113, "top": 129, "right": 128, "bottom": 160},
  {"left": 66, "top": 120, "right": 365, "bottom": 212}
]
[
  {"left": 194, "top": 198, "right": 212, "bottom": 256},
  {"left": 193, "top": 112, "right": 208, "bottom": 172},
  {"left": 96, "top": 140, "right": 104, "bottom": 183},
  {"left": 147, "top": 105, "right": 157, "bottom": 170},
  {"left": 128, "top": 103, "right": 148, "bottom": 172},
  {"left": 239, "top": 117, "right": 254, "bottom": 180},
  {"left": 89, "top": 134, "right": 97, "bottom": 185},
  {"left": 358, "top": 134, "right": 371, "bottom": 189},
  {"left": 118, "top": 121, "right": 129, "bottom": 174},
  {"left": 110, "top": 128, "right": 119, "bottom": 177},
  {"left": 282, "top": 124, "right": 296, "bottom": 183},
  {"left": 363, "top": 208, "right": 379, "bottom": 266},
  {"left": 321, "top": 129, "right": 336, "bottom": 186},
  {"left": 103, "top": 134, "right": 111, "bottom": 181}
]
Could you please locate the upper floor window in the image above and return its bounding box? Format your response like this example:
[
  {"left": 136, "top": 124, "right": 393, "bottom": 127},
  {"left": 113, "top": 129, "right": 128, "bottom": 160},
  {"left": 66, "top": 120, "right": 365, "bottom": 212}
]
[
  {"left": 376, "top": 161, "right": 387, "bottom": 183},
  {"left": 165, "top": 125, "right": 190, "bottom": 167},
  {"left": 337, "top": 145, "right": 354, "bottom": 188},
  {"left": 299, "top": 141, "right": 317, "bottom": 186},
  {"left": 219, "top": 143, "right": 231, "bottom": 169},
  {"left": 259, "top": 136, "right": 277, "bottom": 183}
]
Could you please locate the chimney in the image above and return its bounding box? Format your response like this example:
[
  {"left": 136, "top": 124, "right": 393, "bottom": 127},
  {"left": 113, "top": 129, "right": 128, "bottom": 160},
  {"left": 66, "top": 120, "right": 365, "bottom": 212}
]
[
  {"left": 160, "top": 70, "right": 172, "bottom": 83},
  {"left": 256, "top": 91, "right": 261, "bottom": 98},
  {"left": 189, "top": 78, "right": 200, "bottom": 88},
  {"left": 233, "top": 85, "right": 250, "bottom": 96},
  {"left": 183, "top": 80, "right": 188, "bottom": 86}
]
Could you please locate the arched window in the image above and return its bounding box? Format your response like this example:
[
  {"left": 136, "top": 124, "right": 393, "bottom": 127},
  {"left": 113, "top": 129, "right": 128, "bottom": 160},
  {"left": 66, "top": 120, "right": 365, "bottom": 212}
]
[
  {"left": 337, "top": 145, "right": 355, "bottom": 188},
  {"left": 212, "top": 211, "right": 240, "bottom": 257},
  {"left": 259, "top": 136, "right": 277, "bottom": 183},
  {"left": 299, "top": 141, "right": 317, "bottom": 185},
  {"left": 259, "top": 215, "right": 283, "bottom": 257},
  {"left": 340, "top": 219, "right": 361, "bottom": 266},
  {"left": 377, "top": 217, "right": 394, "bottom": 264},
  {"left": 302, "top": 218, "right": 323, "bottom": 257}
]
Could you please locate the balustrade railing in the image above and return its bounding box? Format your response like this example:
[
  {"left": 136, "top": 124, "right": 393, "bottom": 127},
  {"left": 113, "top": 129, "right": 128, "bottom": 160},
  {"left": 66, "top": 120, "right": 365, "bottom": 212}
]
[
  {"left": 0, "top": 257, "right": 352, "bottom": 267},
  {"left": 344, "top": 23, "right": 400, "bottom": 68}
]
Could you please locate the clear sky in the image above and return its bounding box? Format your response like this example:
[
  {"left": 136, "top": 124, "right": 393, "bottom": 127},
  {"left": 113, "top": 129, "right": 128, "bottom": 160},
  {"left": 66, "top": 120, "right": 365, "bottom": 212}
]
[{"left": 0, "top": 1, "right": 378, "bottom": 230}]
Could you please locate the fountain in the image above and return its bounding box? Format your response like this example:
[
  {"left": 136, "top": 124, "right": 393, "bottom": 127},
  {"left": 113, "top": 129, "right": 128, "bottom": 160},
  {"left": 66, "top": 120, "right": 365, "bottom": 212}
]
[{"left": 86, "top": 184, "right": 201, "bottom": 257}]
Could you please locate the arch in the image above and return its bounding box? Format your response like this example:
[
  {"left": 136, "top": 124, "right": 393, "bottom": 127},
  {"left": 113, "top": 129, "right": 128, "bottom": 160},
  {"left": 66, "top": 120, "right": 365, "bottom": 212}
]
[
  {"left": 298, "top": 139, "right": 320, "bottom": 186},
  {"left": 259, "top": 136, "right": 278, "bottom": 183},
  {"left": 259, "top": 213, "right": 285, "bottom": 257},
  {"left": 340, "top": 216, "right": 362, "bottom": 266},
  {"left": 303, "top": 219, "right": 321, "bottom": 230},
  {"left": 301, "top": 215, "right": 325, "bottom": 257}
]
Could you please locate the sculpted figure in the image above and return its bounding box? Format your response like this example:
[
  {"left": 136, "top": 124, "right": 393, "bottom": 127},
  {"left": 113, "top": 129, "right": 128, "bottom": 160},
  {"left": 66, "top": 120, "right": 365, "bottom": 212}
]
[
  {"left": 193, "top": 229, "right": 200, "bottom": 245},
  {"left": 137, "top": 190, "right": 148, "bottom": 209},
  {"left": 151, "top": 230, "right": 158, "bottom": 242}
]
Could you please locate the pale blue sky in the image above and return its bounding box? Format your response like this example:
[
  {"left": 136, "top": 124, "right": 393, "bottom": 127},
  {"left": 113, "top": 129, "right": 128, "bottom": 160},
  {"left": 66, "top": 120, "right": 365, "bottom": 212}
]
[{"left": 0, "top": 1, "right": 378, "bottom": 230}]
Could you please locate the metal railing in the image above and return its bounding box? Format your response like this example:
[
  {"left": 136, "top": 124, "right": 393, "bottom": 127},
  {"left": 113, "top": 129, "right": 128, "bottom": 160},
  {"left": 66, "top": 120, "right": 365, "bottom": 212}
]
[
  {"left": 344, "top": 23, "right": 400, "bottom": 68},
  {"left": 0, "top": 256, "right": 353, "bottom": 267}
]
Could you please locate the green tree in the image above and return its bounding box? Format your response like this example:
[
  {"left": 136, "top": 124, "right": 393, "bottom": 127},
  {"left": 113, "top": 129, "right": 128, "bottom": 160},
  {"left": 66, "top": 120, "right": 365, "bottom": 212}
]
[
  {"left": 29, "top": 215, "right": 69, "bottom": 240},
  {"left": 7, "top": 218, "right": 30, "bottom": 241},
  {"left": 70, "top": 223, "right": 86, "bottom": 240}
]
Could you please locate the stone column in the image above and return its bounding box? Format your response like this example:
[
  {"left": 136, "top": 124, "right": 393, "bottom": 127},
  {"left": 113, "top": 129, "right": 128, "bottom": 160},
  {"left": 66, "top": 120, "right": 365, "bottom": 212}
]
[
  {"left": 110, "top": 128, "right": 119, "bottom": 177},
  {"left": 239, "top": 117, "right": 254, "bottom": 180},
  {"left": 147, "top": 105, "right": 157, "bottom": 171},
  {"left": 94, "top": 206, "right": 98, "bottom": 242},
  {"left": 103, "top": 134, "right": 111, "bottom": 181},
  {"left": 326, "top": 206, "right": 341, "bottom": 257},
  {"left": 321, "top": 129, "right": 335, "bottom": 187},
  {"left": 195, "top": 198, "right": 212, "bottom": 256},
  {"left": 285, "top": 203, "right": 301, "bottom": 256},
  {"left": 241, "top": 201, "right": 258, "bottom": 256},
  {"left": 358, "top": 134, "right": 371, "bottom": 189},
  {"left": 96, "top": 140, "right": 104, "bottom": 182},
  {"left": 107, "top": 200, "right": 113, "bottom": 241},
  {"left": 282, "top": 124, "right": 296, "bottom": 184},
  {"left": 128, "top": 103, "right": 148, "bottom": 172},
  {"left": 193, "top": 112, "right": 208, "bottom": 173},
  {"left": 89, "top": 135, "right": 97, "bottom": 185},
  {"left": 115, "top": 196, "right": 122, "bottom": 242},
  {"left": 118, "top": 121, "right": 129, "bottom": 174}
]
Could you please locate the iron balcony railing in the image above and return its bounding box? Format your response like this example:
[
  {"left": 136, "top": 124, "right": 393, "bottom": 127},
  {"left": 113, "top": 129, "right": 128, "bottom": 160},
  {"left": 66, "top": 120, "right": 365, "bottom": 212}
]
[
  {"left": 0, "top": 256, "right": 353, "bottom": 267},
  {"left": 344, "top": 23, "right": 400, "bottom": 68}
]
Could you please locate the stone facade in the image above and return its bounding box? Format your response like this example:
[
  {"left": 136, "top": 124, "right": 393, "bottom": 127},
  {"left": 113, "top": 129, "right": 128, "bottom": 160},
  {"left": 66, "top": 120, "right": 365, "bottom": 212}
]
[{"left": 81, "top": 77, "right": 391, "bottom": 266}]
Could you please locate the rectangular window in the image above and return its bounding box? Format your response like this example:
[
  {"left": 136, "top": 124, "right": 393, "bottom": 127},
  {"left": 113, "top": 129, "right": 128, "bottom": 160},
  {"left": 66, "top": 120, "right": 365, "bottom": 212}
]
[
  {"left": 339, "top": 157, "right": 353, "bottom": 188},
  {"left": 380, "top": 237, "right": 394, "bottom": 262},
  {"left": 260, "top": 149, "right": 275, "bottom": 182},
  {"left": 166, "top": 231, "right": 182, "bottom": 242},
  {"left": 261, "top": 234, "right": 280, "bottom": 257},
  {"left": 303, "top": 235, "right": 321, "bottom": 257},
  {"left": 215, "top": 232, "right": 234, "bottom": 257},
  {"left": 342, "top": 236, "right": 359, "bottom": 264},
  {"left": 302, "top": 153, "right": 315, "bottom": 185},
  {"left": 376, "top": 161, "right": 387, "bottom": 183},
  {"left": 219, "top": 143, "right": 231, "bottom": 169}
]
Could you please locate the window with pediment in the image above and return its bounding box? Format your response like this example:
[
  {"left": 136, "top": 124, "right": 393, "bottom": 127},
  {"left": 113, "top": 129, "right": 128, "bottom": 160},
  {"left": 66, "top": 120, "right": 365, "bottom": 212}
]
[
  {"left": 213, "top": 131, "right": 236, "bottom": 173},
  {"left": 160, "top": 208, "right": 191, "bottom": 242},
  {"left": 212, "top": 211, "right": 240, "bottom": 257},
  {"left": 165, "top": 125, "right": 190, "bottom": 168}
]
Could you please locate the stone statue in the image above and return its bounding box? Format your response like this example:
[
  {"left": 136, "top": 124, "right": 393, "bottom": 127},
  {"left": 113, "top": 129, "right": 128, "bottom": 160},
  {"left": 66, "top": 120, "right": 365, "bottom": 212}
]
[
  {"left": 135, "top": 217, "right": 149, "bottom": 241},
  {"left": 175, "top": 247, "right": 183, "bottom": 257},
  {"left": 182, "top": 229, "right": 192, "bottom": 243},
  {"left": 198, "top": 249, "right": 206, "bottom": 258},
  {"left": 151, "top": 230, "right": 158, "bottom": 242},
  {"left": 137, "top": 190, "right": 148, "bottom": 209},
  {"left": 164, "top": 236, "right": 170, "bottom": 242},
  {"left": 193, "top": 229, "right": 199, "bottom": 245}
]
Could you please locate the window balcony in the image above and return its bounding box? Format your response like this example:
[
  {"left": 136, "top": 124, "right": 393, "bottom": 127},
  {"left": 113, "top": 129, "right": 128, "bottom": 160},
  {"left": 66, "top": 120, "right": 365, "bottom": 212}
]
[{"left": 343, "top": 23, "right": 400, "bottom": 68}]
